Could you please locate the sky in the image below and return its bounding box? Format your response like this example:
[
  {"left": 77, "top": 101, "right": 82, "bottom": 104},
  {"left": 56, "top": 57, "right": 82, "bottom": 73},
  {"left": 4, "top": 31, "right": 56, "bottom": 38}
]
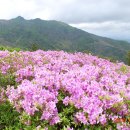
[{"left": 0, "top": 0, "right": 130, "bottom": 42}]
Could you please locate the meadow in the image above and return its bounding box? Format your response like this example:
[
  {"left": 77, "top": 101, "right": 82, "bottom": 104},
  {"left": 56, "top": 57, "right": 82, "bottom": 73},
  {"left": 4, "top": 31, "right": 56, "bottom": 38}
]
[{"left": 0, "top": 50, "right": 130, "bottom": 130}]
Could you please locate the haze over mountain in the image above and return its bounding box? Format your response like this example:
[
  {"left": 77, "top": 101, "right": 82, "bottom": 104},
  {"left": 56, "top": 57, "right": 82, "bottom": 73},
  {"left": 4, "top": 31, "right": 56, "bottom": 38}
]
[{"left": 0, "top": 16, "right": 130, "bottom": 62}]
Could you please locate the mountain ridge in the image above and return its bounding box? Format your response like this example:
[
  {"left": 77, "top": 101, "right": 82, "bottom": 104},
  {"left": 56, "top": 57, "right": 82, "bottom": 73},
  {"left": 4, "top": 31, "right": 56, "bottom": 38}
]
[{"left": 0, "top": 16, "right": 130, "bottom": 63}]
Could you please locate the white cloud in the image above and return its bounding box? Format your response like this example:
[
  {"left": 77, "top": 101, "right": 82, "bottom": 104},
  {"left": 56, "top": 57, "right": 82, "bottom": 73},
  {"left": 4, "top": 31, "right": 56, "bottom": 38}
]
[
  {"left": 0, "top": 0, "right": 130, "bottom": 41},
  {"left": 0, "top": 0, "right": 38, "bottom": 19},
  {"left": 70, "top": 22, "right": 130, "bottom": 41}
]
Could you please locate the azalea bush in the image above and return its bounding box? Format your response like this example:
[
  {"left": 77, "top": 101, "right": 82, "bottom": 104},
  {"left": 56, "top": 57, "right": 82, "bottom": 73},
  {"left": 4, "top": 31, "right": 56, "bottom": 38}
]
[{"left": 0, "top": 50, "right": 130, "bottom": 130}]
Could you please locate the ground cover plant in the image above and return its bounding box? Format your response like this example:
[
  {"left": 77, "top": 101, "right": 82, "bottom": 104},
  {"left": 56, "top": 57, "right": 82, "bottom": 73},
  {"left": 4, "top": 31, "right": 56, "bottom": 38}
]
[{"left": 0, "top": 50, "right": 130, "bottom": 130}]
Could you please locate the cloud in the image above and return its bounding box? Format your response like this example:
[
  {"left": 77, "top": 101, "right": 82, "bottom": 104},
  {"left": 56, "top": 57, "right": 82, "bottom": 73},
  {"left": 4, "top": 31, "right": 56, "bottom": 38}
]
[
  {"left": 70, "top": 22, "right": 130, "bottom": 41},
  {"left": 1, "top": 0, "right": 130, "bottom": 23},
  {"left": 35, "top": 0, "right": 130, "bottom": 24},
  {"left": 0, "top": 0, "right": 38, "bottom": 19},
  {"left": 0, "top": 0, "right": 130, "bottom": 41}
]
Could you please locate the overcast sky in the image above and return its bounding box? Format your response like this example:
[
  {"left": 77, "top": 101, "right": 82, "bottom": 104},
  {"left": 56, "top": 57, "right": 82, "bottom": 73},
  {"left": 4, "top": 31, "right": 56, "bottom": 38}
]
[{"left": 0, "top": 0, "right": 130, "bottom": 42}]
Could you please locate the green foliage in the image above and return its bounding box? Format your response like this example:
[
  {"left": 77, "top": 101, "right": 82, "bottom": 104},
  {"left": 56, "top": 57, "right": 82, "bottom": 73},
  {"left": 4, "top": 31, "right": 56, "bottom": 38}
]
[
  {"left": 0, "top": 73, "right": 16, "bottom": 88},
  {"left": 83, "top": 50, "right": 92, "bottom": 54},
  {"left": 30, "top": 43, "right": 39, "bottom": 51},
  {"left": 0, "top": 45, "right": 21, "bottom": 52},
  {"left": 0, "top": 102, "right": 20, "bottom": 130},
  {"left": 126, "top": 51, "right": 130, "bottom": 65},
  {"left": 120, "top": 65, "right": 128, "bottom": 73},
  {"left": 0, "top": 102, "right": 45, "bottom": 130}
]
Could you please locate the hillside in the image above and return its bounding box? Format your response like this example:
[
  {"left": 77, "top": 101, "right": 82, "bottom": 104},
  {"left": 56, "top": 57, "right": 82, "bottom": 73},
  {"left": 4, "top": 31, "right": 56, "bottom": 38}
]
[{"left": 0, "top": 16, "right": 130, "bottom": 62}]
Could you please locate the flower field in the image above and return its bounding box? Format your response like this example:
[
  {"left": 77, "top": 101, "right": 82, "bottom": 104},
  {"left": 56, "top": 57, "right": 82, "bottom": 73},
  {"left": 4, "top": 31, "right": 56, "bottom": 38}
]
[{"left": 0, "top": 50, "right": 130, "bottom": 130}]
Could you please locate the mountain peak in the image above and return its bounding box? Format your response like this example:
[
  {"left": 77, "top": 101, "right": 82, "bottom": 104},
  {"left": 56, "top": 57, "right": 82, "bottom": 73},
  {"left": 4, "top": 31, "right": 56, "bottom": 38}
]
[
  {"left": 13, "top": 16, "right": 25, "bottom": 20},
  {"left": 34, "top": 18, "right": 42, "bottom": 21},
  {"left": 0, "top": 17, "right": 130, "bottom": 63}
]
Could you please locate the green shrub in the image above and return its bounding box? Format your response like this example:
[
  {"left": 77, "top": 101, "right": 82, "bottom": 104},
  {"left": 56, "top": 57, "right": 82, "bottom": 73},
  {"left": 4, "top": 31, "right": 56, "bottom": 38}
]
[
  {"left": 0, "top": 45, "right": 21, "bottom": 52},
  {"left": 0, "top": 73, "right": 16, "bottom": 88},
  {"left": 0, "top": 102, "right": 20, "bottom": 130}
]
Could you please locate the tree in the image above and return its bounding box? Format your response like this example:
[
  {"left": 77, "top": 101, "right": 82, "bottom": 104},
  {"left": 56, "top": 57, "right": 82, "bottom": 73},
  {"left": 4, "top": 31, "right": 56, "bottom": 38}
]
[
  {"left": 126, "top": 51, "right": 130, "bottom": 65},
  {"left": 30, "top": 43, "right": 38, "bottom": 51}
]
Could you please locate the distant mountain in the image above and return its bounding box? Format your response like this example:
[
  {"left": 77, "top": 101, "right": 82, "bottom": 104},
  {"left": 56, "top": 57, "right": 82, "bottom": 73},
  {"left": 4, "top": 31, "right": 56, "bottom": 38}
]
[{"left": 0, "top": 16, "right": 130, "bottom": 62}]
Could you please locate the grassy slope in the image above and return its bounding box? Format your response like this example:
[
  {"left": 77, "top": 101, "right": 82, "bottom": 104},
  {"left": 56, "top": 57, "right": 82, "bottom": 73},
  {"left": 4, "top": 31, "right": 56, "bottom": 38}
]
[{"left": 0, "top": 16, "right": 130, "bottom": 62}]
